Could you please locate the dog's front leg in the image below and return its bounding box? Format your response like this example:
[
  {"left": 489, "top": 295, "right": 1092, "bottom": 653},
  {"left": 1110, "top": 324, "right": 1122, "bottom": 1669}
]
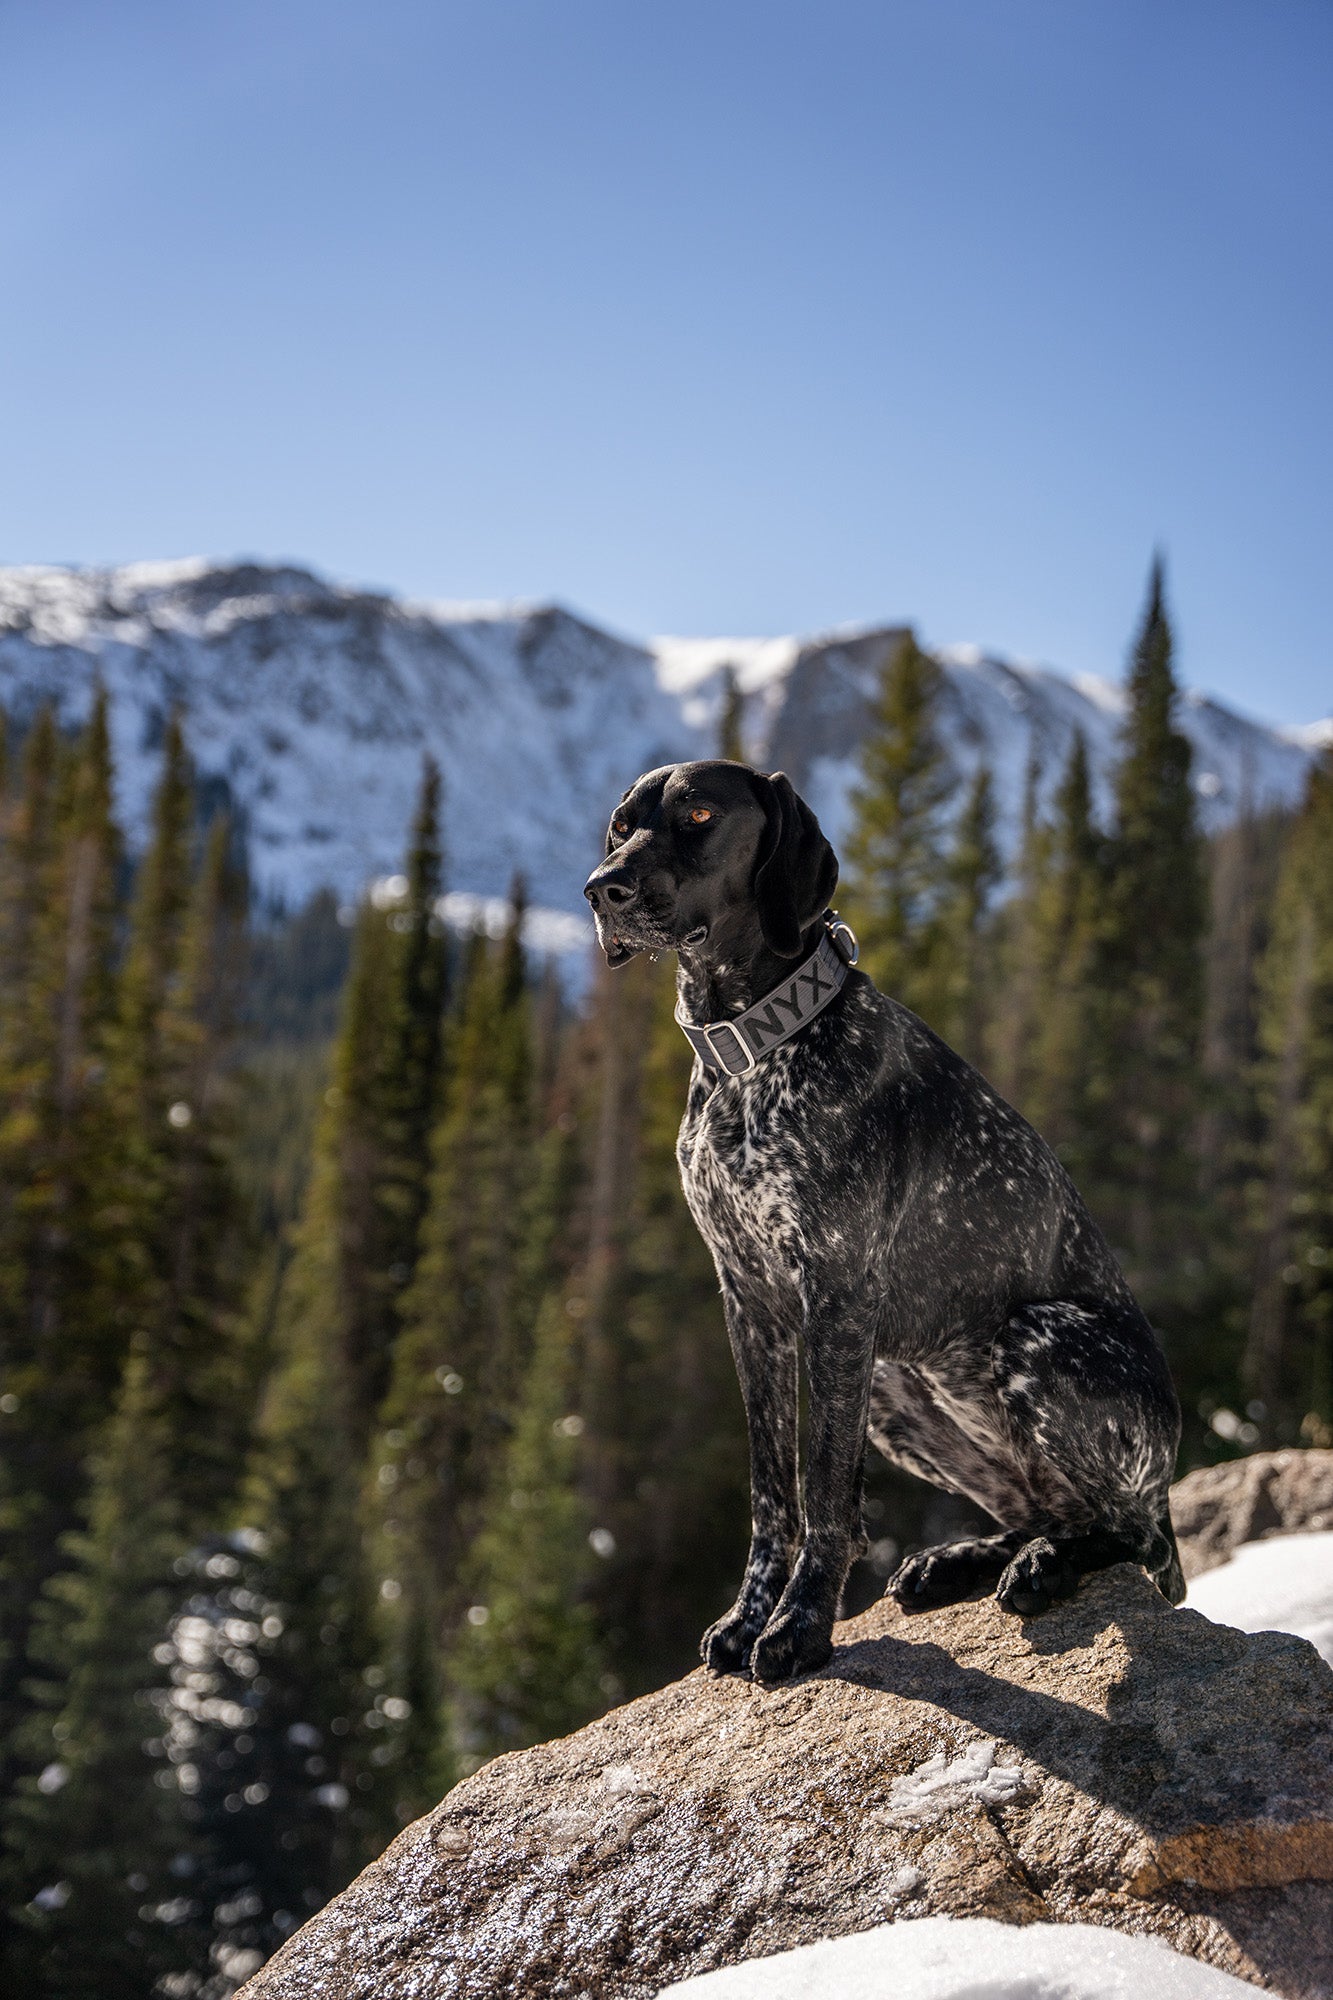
[
  {"left": 701, "top": 1288, "right": 801, "bottom": 1674},
  {"left": 750, "top": 1291, "right": 873, "bottom": 1685}
]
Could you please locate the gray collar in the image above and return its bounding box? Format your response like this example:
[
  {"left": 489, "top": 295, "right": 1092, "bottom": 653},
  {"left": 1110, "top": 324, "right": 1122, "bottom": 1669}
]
[{"left": 675, "top": 914, "right": 859, "bottom": 1077}]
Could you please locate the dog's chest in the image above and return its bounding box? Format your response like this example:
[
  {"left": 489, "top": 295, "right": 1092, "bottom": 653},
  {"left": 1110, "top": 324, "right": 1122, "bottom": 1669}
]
[{"left": 677, "top": 1055, "right": 809, "bottom": 1275}]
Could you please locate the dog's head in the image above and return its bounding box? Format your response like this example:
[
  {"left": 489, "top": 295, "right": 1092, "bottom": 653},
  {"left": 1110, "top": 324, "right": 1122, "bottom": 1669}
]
[{"left": 583, "top": 761, "right": 838, "bottom": 969}]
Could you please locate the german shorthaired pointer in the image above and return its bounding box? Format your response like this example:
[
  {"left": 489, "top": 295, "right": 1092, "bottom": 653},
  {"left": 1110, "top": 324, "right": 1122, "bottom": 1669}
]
[{"left": 584, "top": 760, "right": 1184, "bottom": 1685}]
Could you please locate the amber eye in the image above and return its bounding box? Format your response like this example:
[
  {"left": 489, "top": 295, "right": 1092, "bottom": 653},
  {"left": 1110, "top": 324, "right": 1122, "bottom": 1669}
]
[
  {"left": 689, "top": 807, "right": 713, "bottom": 824},
  {"left": 612, "top": 818, "right": 630, "bottom": 838}
]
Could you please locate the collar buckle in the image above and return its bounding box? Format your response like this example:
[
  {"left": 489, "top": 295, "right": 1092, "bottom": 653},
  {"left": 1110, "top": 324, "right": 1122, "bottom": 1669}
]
[{"left": 701, "top": 1019, "right": 758, "bottom": 1077}]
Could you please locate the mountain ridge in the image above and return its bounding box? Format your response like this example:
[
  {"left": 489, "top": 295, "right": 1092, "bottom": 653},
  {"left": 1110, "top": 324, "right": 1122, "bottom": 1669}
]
[{"left": 0, "top": 559, "right": 1324, "bottom": 941}]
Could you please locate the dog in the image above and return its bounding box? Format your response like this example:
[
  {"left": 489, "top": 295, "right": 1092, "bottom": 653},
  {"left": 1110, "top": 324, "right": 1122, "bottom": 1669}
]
[{"left": 584, "top": 760, "right": 1184, "bottom": 1686}]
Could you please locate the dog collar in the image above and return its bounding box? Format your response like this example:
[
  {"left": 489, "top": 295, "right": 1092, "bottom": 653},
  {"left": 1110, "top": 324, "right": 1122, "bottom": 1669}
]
[{"left": 675, "top": 913, "right": 859, "bottom": 1078}]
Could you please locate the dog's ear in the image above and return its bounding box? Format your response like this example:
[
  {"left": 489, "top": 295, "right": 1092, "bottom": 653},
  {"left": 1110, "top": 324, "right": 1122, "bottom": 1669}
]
[{"left": 751, "top": 771, "right": 839, "bottom": 958}]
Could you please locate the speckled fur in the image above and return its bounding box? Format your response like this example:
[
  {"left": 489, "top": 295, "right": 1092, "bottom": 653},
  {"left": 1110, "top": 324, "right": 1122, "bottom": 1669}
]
[{"left": 585, "top": 760, "right": 1184, "bottom": 1685}]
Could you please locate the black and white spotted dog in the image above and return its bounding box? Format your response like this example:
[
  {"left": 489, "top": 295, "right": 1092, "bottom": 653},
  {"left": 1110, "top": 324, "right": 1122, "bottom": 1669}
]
[{"left": 584, "top": 760, "right": 1184, "bottom": 1686}]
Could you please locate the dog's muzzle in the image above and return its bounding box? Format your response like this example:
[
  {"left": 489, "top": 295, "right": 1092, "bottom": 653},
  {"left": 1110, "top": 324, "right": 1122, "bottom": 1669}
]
[{"left": 584, "top": 863, "right": 647, "bottom": 966}]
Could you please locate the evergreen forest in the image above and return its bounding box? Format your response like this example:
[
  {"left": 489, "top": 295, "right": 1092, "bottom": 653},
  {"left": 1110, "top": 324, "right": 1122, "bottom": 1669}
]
[{"left": 1, "top": 567, "right": 1330, "bottom": 1996}]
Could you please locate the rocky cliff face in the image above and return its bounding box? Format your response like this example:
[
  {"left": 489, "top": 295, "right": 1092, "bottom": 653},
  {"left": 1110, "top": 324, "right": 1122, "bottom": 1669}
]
[
  {"left": 0, "top": 561, "right": 1322, "bottom": 922},
  {"left": 237, "top": 1564, "right": 1333, "bottom": 2000}
]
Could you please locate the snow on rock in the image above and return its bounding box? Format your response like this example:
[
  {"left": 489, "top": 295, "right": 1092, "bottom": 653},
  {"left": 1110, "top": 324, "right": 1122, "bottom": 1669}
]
[
  {"left": 0, "top": 562, "right": 1323, "bottom": 929},
  {"left": 661, "top": 1915, "right": 1259, "bottom": 1999},
  {"left": 884, "top": 1740, "right": 1028, "bottom": 1822},
  {"left": 1185, "top": 1530, "right": 1333, "bottom": 1668}
]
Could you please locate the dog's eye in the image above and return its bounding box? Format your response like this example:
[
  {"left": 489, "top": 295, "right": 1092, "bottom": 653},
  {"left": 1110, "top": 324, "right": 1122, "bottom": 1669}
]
[
  {"left": 689, "top": 808, "right": 713, "bottom": 824},
  {"left": 612, "top": 817, "right": 630, "bottom": 839}
]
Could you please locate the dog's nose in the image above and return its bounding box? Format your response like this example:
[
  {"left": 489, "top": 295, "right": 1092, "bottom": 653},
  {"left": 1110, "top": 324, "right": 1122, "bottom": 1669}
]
[{"left": 583, "top": 868, "right": 639, "bottom": 915}]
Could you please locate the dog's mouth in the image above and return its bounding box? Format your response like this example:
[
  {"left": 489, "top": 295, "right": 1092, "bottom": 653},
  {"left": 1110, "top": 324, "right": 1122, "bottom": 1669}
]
[
  {"left": 591, "top": 908, "right": 650, "bottom": 967},
  {"left": 592, "top": 907, "right": 705, "bottom": 967}
]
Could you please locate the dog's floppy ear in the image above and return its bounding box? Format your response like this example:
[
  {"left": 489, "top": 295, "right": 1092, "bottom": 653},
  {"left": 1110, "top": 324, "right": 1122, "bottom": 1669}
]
[{"left": 751, "top": 771, "right": 839, "bottom": 958}]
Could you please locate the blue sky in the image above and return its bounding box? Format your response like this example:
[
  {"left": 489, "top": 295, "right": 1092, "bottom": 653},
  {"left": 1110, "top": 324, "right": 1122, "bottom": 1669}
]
[{"left": 1, "top": 0, "right": 1329, "bottom": 723}]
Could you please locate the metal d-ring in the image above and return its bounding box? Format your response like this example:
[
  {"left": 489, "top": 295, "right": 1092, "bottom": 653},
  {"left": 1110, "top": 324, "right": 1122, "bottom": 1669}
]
[{"left": 827, "top": 915, "right": 860, "bottom": 967}]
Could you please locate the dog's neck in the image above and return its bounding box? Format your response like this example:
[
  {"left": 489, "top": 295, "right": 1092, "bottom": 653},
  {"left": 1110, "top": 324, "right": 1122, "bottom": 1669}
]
[{"left": 675, "top": 915, "right": 827, "bottom": 1024}]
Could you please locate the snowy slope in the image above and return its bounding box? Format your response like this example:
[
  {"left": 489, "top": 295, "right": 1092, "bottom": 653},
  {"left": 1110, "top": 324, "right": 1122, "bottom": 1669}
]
[
  {"left": 0, "top": 561, "right": 693, "bottom": 921},
  {"left": 655, "top": 625, "right": 1320, "bottom": 863},
  {"left": 0, "top": 562, "right": 1322, "bottom": 930}
]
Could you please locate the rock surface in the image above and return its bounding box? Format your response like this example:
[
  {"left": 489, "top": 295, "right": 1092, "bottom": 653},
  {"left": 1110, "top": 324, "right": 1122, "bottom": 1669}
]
[
  {"left": 1172, "top": 1450, "right": 1333, "bottom": 1580},
  {"left": 238, "top": 1566, "right": 1333, "bottom": 2000}
]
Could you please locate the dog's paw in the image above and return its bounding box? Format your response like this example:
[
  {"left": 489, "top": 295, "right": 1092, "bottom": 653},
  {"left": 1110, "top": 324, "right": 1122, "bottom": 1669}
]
[
  {"left": 888, "top": 1540, "right": 1005, "bottom": 1612},
  {"left": 748, "top": 1607, "right": 833, "bottom": 1686},
  {"left": 995, "top": 1537, "right": 1078, "bottom": 1616},
  {"left": 701, "top": 1607, "right": 763, "bottom": 1675}
]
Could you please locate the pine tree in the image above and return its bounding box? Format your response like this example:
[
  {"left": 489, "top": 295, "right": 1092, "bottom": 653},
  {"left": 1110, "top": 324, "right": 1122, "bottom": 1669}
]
[
  {"left": 95, "top": 725, "right": 254, "bottom": 1534},
  {"left": 150, "top": 814, "right": 253, "bottom": 1526},
  {"left": 589, "top": 959, "right": 749, "bottom": 1692},
  {"left": 448, "top": 1292, "right": 605, "bottom": 1770},
  {"left": 0, "top": 711, "right": 65, "bottom": 1370},
  {"left": 229, "top": 1346, "right": 398, "bottom": 1931},
  {"left": 4, "top": 1354, "right": 195, "bottom": 2000},
  {"left": 933, "top": 764, "right": 1001, "bottom": 1062},
  {"left": 374, "top": 958, "right": 574, "bottom": 1814},
  {"left": 271, "top": 764, "right": 449, "bottom": 1448},
  {"left": 101, "top": 711, "right": 197, "bottom": 1362},
  {"left": 987, "top": 748, "right": 1050, "bottom": 1107},
  {"left": 378, "top": 759, "right": 449, "bottom": 1324},
  {"left": 0, "top": 696, "right": 126, "bottom": 1857},
  {"left": 1095, "top": 559, "right": 1207, "bottom": 1313},
  {"left": 375, "top": 896, "right": 535, "bottom": 1632},
  {"left": 841, "top": 633, "right": 958, "bottom": 1017},
  {"left": 0, "top": 708, "right": 60, "bottom": 1029},
  {"left": 1023, "top": 733, "right": 1107, "bottom": 1180},
  {"left": 263, "top": 911, "right": 388, "bottom": 1462},
  {"left": 376, "top": 1586, "right": 450, "bottom": 1828},
  {"left": 154, "top": 806, "right": 445, "bottom": 1967},
  {"left": 1246, "top": 754, "right": 1333, "bottom": 1435},
  {"left": 1196, "top": 802, "right": 1290, "bottom": 1401},
  {"left": 147, "top": 1318, "right": 405, "bottom": 1979}
]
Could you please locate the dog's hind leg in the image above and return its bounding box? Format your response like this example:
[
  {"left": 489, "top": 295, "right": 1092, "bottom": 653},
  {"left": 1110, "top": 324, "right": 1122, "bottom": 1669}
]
[
  {"left": 990, "top": 1300, "right": 1184, "bottom": 1615},
  {"left": 888, "top": 1529, "right": 1029, "bottom": 1611},
  {"left": 868, "top": 1357, "right": 1041, "bottom": 1611}
]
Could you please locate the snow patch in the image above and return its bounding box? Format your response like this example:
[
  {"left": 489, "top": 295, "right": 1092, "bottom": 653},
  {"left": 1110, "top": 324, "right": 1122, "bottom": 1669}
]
[
  {"left": 1184, "top": 1529, "right": 1333, "bottom": 1667},
  {"left": 651, "top": 634, "right": 803, "bottom": 695},
  {"left": 1281, "top": 717, "right": 1333, "bottom": 751},
  {"left": 660, "top": 1914, "right": 1258, "bottom": 1998},
  {"left": 885, "top": 1739, "right": 1027, "bottom": 1821}
]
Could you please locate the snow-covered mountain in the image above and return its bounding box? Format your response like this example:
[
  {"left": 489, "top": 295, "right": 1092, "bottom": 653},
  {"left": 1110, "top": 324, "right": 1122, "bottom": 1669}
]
[{"left": 0, "top": 560, "right": 1324, "bottom": 941}]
